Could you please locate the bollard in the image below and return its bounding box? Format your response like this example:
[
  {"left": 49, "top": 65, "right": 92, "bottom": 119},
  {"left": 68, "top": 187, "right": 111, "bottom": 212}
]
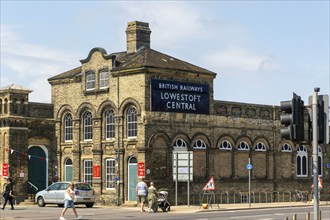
[
  {"left": 293, "top": 213, "right": 297, "bottom": 220},
  {"left": 306, "top": 212, "right": 310, "bottom": 220},
  {"left": 318, "top": 210, "right": 321, "bottom": 220}
]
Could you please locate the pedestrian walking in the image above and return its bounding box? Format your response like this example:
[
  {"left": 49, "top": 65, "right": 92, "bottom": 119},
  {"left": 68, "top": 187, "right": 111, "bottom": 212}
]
[
  {"left": 1, "top": 178, "right": 14, "bottom": 210},
  {"left": 147, "top": 182, "right": 158, "bottom": 213},
  {"left": 136, "top": 177, "right": 148, "bottom": 212},
  {"left": 59, "top": 182, "right": 82, "bottom": 220}
]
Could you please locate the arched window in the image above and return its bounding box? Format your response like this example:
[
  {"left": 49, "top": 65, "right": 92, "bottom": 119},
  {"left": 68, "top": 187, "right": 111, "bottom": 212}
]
[
  {"left": 173, "top": 138, "right": 187, "bottom": 149},
  {"left": 12, "top": 98, "right": 17, "bottom": 114},
  {"left": 83, "top": 111, "right": 93, "bottom": 141},
  {"left": 127, "top": 107, "right": 137, "bottom": 138},
  {"left": 105, "top": 109, "right": 115, "bottom": 139},
  {"left": 297, "top": 145, "right": 308, "bottom": 177},
  {"left": 21, "top": 99, "right": 25, "bottom": 115},
  {"left": 281, "top": 143, "right": 292, "bottom": 152},
  {"left": 219, "top": 140, "right": 232, "bottom": 150},
  {"left": 4, "top": 98, "right": 8, "bottom": 114},
  {"left": 255, "top": 142, "right": 266, "bottom": 152},
  {"left": 193, "top": 139, "right": 206, "bottom": 149},
  {"left": 64, "top": 113, "right": 73, "bottom": 142},
  {"left": 318, "top": 146, "right": 323, "bottom": 176},
  {"left": 65, "top": 159, "right": 73, "bottom": 181},
  {"left": 0, "top": 99, "right": 2, "bottom": 114},
  {"left": 237, "top": 141, "right": 249, "bottom": 151},
  {"left": 86, "top": 72, "right": 95, "bottom": 90}
]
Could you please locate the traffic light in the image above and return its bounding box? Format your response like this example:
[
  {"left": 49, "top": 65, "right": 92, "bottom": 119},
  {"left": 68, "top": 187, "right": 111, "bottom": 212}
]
[
  {"left": 317, "top": 95, "right": 329, "bottom": 144},
  {"left": 280, "top": 93, "right": 304, "bottom": 141}
]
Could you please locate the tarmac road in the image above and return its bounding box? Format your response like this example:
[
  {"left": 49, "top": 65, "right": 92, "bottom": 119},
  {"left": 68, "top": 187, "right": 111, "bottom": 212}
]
[{"left": 0, "top": 203, "right": 329, "bottom": 220}]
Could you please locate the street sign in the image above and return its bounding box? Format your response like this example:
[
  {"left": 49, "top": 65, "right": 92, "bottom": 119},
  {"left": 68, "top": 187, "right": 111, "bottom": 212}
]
[
  {"left": 246, "top": 164, "right": 253, "bottom": 170},
  {"left": 203, "top": 177, "right": 215, "bottom": 190},
  {"left": 173, "top": 151, "right": 193, "bottom": 182}
]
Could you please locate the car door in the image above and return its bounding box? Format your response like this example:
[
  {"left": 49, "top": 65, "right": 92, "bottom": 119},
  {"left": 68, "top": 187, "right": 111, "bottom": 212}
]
[
  {"left": 56, "top": 183, "right": 70, "bottom": 203},
  {"left": 44, "top": 183, "right": 60, "bottom": 203}
]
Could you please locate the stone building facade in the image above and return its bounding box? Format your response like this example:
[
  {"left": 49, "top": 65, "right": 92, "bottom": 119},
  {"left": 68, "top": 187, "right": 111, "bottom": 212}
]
[
  {"left": 0, "top": 84, "right": 56, "bottom": 202},
  {"left": 46, "top": 21, "right": 329, "bottom": 204}
]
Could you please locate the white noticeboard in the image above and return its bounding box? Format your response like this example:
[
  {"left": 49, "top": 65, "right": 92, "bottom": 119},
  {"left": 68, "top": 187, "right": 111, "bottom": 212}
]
[{"left": 173, "top": 151, "right": 193, "bottom": 182}]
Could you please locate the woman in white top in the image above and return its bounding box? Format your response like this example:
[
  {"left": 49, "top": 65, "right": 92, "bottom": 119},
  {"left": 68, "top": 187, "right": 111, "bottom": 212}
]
[{"left": 59, "top": 182, "right": 82, "bottom": 220}]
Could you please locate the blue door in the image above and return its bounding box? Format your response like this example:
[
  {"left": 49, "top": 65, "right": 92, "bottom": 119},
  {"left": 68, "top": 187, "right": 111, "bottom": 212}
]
[
  {"left": 28, "top": 146, "right": 47, "bottom": 191},
  {"left": 128, "top": 157, "right": 137, "bottom": 201}
]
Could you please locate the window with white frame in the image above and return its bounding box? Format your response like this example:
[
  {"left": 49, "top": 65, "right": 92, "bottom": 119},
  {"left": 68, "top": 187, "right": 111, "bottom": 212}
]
[
  {"left": 193, "top": 139, "right": 206, "bottom": 149},
  {"left": 173, "top": 138, "right": 187, "bottom": 149},
  {"left": 99, "top": 71, "right": 109, "bottom": 89},
  {"left": 105, "top": 109, "right": 115, "bottom": 139},
  {"left": 297, "top": 145, "right": 308, "bottom": 177},
  {"left": 281, "top": 143, "right": 292, "bottom": 152},
  {"left": 64, "top": 113, "right": 73, "bottom": 142},
  {"left": 84, "top": 160, "right": 93, "bottom": 186},
  {"left": 318, "top": 146, "right": 323, "bottom": 176},
  {"left": 237, "top": 141, "right": 249, "bottom": 151},
  {"left": 127, "top": 107, "right": 137, "bottom": 138},
  {"left": 219, "top": 140, "right": 232, "bottom": 150},
  {"left": 84, "top": 111, "right": 93, "bottom": 141},
  {"left": 106, "top": 159, "right": 116, "bottom": 189},
  {"left": 86, "top": 72, "right": 95, "bottom": 90},
  {"left": 255, "top": 142, "right": 266, "bottom": 152},
  {"left": 65, "top": 159, "right": 73, "bottom": 181}
]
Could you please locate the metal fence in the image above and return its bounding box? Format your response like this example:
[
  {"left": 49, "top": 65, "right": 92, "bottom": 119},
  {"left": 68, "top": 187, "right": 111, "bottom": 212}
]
[{"left": 177, "top": 190, "right": 314, "bottom": 206}]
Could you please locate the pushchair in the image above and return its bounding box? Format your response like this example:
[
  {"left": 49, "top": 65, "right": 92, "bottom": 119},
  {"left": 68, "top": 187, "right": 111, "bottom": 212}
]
[{"left": 158, "top": 190, "right": 170, "bottom": 212}]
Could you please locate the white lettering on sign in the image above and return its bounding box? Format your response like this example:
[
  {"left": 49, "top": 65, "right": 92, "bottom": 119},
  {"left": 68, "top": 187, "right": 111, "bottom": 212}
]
[
  {"left": 158, "top": 83, "right": 204, "bottom": 93},
  {"left": 179, "top": 85, "right": 203, "bottom": 92},
  {"left": 158, "top": 83, "right": 179, "bottom": 90}
]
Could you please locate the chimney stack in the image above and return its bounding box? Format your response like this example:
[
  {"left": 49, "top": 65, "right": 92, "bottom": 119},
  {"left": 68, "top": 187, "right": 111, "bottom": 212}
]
[{"left": 126, "top": 21, "right": 151, "bottom": 54}]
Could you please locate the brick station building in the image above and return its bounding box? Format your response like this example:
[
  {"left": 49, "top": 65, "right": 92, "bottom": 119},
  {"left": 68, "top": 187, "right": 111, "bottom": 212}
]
[
  {"left": 1, "top": 21, "right": 329, "bottom": 204},
  {"left": 0, "top": 84, "right": 56, "bottom": 202}
]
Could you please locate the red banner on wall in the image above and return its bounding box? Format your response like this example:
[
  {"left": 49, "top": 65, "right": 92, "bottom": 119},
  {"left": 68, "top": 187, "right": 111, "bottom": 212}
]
[
  {"left": 93, "top": 165, "right": 100, "bottom": 178},
  {"left": 138, "top": 162, "right": 145, "bottom": 178},
  {"left": 2, "top": 164, "right": 8, "bottom": 177}
]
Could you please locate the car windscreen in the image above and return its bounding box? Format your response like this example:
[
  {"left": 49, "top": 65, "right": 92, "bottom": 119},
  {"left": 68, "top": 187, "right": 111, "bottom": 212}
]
[{"left": 75, "top": 183, "right": 92, "bottom": 190}]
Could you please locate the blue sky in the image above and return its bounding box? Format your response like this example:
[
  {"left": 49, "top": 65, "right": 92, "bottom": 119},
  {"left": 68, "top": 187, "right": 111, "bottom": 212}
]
[{"left": 1, "top": 1, "right": 329, "bottom": 105}]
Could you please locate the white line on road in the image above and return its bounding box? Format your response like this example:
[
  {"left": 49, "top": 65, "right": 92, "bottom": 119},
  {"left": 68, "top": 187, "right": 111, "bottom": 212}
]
[{"left": 230, "top": 214, "right": 272, "bottom": 219}]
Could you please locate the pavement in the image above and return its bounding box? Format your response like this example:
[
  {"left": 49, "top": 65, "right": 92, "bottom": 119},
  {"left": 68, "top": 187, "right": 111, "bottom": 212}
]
[{"left": 169, "top": 201, "right": 330, "bottom": 213}]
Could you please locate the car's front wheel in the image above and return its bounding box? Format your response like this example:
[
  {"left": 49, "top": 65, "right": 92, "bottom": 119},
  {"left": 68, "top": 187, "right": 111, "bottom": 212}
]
[
  {"left": 85, "top": 203, "right": 94, "bottom": 208},
  {"left": 37, "top": 197, "right": 46, "bottom": 207}
]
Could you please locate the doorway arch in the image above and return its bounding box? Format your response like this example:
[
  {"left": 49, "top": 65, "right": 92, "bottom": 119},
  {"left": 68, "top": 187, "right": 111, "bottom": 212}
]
[
  {"left": 28, "top": 145, "right": 48, "bottom": 191},
  {"left": 127, "top": 156, "right": 137, "bottom": 201}
]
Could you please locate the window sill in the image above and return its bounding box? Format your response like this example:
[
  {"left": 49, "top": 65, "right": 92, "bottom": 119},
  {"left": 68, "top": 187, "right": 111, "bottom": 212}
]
[{"left": 84, "top": 88, "right": 109, "bottom": 95}]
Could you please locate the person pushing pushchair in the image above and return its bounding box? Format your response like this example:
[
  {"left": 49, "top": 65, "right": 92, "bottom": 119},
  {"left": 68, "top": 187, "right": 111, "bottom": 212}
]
[{"left": 147, "top": 182, "right": 158, "bottom": 213}]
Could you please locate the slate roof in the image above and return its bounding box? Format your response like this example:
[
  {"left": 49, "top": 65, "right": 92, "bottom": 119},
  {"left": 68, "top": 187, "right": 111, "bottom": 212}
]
[
  {"left": 48, "top": 66, "right": 82, "bottom": 81},
  {"left": 48, "top": 47, "right": 216, "bottom": 81},
  {"left": 111, "top": 47, "right": 216, "bottom": 76}
]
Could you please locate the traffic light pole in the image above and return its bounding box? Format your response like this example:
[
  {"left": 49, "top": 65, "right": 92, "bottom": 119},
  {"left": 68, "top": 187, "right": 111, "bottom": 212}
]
[{"left": 312, "top": 88, "right": 319, "bottom": 220}]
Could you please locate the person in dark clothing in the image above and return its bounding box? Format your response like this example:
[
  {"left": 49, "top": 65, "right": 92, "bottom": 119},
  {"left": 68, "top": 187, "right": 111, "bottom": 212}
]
[{"left": 1, "top": 178, "right": 14, "bottom": 210}]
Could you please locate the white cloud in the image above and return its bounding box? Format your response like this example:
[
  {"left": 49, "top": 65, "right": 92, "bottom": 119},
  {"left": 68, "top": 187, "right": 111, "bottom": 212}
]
[
  {"left": 0, "top": 24, "right": 83, "bottom": 102},
  {"left": 1, "top": 25, "right": 81, "bottom": 63},
  {"left": 203, "top": 47, "right": 280, "bottom": 75}
]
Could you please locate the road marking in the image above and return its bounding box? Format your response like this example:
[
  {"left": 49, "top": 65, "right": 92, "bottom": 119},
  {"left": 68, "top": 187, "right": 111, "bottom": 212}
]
[{"left": 230, "top": 214, "right": 272, "bottom": 219}]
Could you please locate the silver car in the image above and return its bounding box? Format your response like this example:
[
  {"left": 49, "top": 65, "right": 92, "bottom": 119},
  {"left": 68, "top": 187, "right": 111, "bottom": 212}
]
[{"left": 35, "top": 182, "right": 95, "bottom": 208}]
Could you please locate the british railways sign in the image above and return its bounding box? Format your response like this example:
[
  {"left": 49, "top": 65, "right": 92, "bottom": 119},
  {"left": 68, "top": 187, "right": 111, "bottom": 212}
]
[{"left": 151, "top": 79, "right": 209, "bottom": 114}]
